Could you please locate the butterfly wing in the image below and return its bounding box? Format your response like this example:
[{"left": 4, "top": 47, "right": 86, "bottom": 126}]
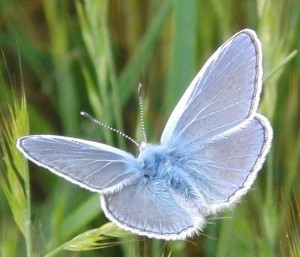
[
  {"left": 17, "top": 135, "right": 205, "bottom": 239},
  {"left": 17, "top": 135, "right": 140, "bottom": 194},
  {"left": 179, "top": 115, "right": 272, "bottom": 213},
  {"left": 161, "top": 29, "right": 263, "bottom": 147},
  {"left": 160, "top": 29, "right": 272, "bottom": 212},
  {"left": 101, "top": 178, "right": 205, "bottom": 240}
]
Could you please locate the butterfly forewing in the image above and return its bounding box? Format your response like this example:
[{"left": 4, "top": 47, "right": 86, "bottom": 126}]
[
  {"left": 17, "top": 135, "right": 141, "bottom": 194},
  {"left": 161, "top": 29, "right": 262, "bottom": 147}
]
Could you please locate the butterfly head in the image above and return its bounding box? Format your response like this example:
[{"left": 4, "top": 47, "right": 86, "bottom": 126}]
[{"left": 138, "top": 144, "right": 172, "bottom": 179}]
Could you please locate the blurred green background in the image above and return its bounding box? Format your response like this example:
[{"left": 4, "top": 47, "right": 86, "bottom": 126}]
[{"left": 0, "top": 0, "right": 299, "bottom": 256}]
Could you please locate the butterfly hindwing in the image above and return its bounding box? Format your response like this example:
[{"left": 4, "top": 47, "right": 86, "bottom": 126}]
[
  {"left": 173, "top": 114, "right": 272, "bottom": 214},
  {"left": 101, "top": 179, "right": 205, "bottom": 240}
]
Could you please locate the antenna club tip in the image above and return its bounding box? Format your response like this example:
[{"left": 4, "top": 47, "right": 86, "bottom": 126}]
[
  {"left": 80, "top": 112, "right": 94, "bottom": 120},
  {"left": 138, "top": 83, "right": 143, "bottom": 96}
]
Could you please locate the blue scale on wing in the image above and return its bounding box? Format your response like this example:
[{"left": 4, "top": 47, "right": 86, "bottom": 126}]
[
  {"left": 162, "top": 32, "right": 260, "bottom": 148},
  {"left": 177, "top": 117, "right": 267, "bottom": 204},
  {"left": 18, "top": 136, "right": 140, "bottom": 193},
  {"left": 102, "top": 179, "right": 195, "bottom": 236}
]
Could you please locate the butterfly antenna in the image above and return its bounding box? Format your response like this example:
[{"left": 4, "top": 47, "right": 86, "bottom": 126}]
[
  {"left": 138, "top": 83, "right": 148, "bottom": 143},
  {"left": 80, "top": 112, "right": 140, "bottom": 148}
]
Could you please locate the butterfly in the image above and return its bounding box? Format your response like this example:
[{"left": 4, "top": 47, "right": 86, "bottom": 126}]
[{"left": 17, "top": 29, "right": 273, "bottom": 240}]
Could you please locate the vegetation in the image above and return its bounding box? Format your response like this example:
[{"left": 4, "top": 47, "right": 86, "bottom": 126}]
[{"left": 0, "top": 0, "right": 299, "bottom": 256}]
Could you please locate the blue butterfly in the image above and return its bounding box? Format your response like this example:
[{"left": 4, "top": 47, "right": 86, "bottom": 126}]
[{"left": 17, "top": 29, "right": 273, "bottom": 240}]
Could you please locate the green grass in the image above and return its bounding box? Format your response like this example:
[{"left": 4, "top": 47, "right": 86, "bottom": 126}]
[{"left": 0, "top": 0, "right": 300, "bottom": 256}]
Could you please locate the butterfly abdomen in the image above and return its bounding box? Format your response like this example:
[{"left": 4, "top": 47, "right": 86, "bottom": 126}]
[{"left": 137, "top": 144, "right": 208, "bottom": 215}]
